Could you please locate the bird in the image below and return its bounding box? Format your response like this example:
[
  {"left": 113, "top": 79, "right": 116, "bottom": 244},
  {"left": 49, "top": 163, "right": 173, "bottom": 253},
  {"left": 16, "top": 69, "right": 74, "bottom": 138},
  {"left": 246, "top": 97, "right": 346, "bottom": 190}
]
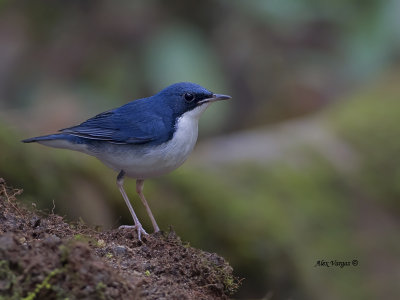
[{"left": 23, "top": 82, "right": 231, "bottom": 240}]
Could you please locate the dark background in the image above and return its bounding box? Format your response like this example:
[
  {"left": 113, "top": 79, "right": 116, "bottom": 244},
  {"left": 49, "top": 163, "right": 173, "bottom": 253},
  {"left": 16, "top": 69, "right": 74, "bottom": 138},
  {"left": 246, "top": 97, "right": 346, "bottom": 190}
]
[{"left": 1, "top": 1, "right": 400, "bottom": 299}]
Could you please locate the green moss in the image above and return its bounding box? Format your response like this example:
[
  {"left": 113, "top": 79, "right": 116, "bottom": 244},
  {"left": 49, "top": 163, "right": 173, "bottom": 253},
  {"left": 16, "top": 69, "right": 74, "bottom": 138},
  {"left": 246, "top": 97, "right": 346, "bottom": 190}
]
[
  {"left": 0, "top": 260, "right": 16, "bottom": 291},
  {"left": 223, "top": 275, "right": 240, "bottom": 295},
  {"left": 72, "top": 234, "right": 86, "bottom": 242},
  {"left": 95, "top": 282, "right": 106, "bottom": 300},
  {"left": 58, "top": 245, "right": 69, "bottom": 265},
  {"left": 22, "top": 268, "right": 63, "bottom": 300},
  {"left": 0, "top": 260, "right": 21, "bottom": 299},
  {"left": 72, "top": 233, "right": 95, "bottom": 245},
  {"left": 198, "top": 254, "right": 240, "bottom": 295}
]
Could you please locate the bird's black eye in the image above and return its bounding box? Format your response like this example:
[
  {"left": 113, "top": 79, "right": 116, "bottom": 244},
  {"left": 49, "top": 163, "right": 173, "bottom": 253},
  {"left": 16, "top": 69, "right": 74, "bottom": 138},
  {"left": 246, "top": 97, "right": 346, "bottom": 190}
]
[{"left": 184, "top": 93, "right": 195, "bottom": 102}]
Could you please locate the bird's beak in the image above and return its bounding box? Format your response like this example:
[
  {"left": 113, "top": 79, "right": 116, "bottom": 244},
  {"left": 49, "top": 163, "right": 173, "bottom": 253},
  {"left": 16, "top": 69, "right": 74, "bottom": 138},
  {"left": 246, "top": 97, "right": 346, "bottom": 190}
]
[{"left": 198, "top": 93, "right": 232, "bottom": 105}]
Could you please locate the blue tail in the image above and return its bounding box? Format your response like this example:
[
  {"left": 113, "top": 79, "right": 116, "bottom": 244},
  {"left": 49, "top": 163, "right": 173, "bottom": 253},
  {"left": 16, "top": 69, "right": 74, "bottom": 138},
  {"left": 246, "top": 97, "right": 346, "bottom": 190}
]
[
  {"left": 22, "top": 134, "right": 73, "bottom": 143},
  {"left": 22, "top": 133, "right": 90, "bottom": 152}
]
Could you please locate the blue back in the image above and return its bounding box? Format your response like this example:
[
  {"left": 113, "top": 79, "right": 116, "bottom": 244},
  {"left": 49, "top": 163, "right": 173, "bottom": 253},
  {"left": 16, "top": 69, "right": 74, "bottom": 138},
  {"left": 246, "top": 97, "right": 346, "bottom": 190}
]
[{"left": 60, "top": 82, "right": 213, "bottom": 145}]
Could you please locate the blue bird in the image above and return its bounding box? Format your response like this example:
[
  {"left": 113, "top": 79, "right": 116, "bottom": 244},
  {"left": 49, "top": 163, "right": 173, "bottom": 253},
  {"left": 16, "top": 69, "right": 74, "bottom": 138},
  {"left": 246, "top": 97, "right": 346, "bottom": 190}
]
[{"left": 23, "top": 82, "right": 231, "bottom": 240}]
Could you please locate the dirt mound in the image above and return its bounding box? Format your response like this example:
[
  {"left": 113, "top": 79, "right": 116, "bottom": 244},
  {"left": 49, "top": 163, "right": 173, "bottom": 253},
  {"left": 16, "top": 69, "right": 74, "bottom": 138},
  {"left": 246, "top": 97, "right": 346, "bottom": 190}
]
[{"left": 0, "top": 178, "right": 239, "bottom": 299}]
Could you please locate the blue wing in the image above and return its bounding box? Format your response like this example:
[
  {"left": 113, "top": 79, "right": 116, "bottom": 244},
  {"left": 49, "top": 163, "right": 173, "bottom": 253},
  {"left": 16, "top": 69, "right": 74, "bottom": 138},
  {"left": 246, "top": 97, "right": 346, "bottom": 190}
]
[{"left": 60, "top": 98, "right": 174, "bottom": 145}]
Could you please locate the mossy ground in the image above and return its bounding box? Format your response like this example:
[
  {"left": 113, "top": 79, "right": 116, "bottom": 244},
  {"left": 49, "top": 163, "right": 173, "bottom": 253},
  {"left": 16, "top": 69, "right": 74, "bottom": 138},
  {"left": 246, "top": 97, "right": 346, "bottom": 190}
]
[{"left": 0, "top": 178, "right": 240, "bottom": 299}]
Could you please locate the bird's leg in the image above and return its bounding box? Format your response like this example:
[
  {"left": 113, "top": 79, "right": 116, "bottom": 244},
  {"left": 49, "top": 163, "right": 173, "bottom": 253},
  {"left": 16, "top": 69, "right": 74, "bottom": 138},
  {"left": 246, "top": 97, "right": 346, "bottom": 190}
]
[
  {"left": 116, "top": 170, "right": 148, "bottom": 240},
  {"left": 136, "top": 179, "right": 160, "bottom": 233}
]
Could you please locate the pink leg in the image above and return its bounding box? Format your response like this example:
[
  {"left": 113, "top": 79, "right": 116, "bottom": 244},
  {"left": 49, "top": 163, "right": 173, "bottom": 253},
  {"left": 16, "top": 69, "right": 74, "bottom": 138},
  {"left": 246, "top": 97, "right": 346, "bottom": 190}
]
[
  {"left": 136, "top": 179, "right": 160, "bottom": 232},
  {"left": 116, "top": 170, "right": 148, "bottom": 240}
]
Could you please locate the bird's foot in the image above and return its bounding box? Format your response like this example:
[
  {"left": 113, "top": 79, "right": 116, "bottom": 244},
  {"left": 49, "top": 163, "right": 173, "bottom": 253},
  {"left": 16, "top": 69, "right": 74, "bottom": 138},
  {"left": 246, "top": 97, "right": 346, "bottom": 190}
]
[{"left": 118, "top": 224, "right": 148, "bottom": 241}]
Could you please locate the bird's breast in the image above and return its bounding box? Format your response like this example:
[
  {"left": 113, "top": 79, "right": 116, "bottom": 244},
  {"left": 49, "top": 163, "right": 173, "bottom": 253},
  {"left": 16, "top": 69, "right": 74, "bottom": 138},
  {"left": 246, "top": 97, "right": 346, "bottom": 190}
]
[{"left": 94, "top": 107, "right": 206, "bottom": 179}]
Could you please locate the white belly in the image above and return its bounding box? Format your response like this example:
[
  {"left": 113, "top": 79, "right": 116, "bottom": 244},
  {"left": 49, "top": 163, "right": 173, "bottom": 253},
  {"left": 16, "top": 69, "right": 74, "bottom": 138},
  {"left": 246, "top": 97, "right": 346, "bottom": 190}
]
[{"left": 94, "top": 104, "right": 209, "bottom": 178}]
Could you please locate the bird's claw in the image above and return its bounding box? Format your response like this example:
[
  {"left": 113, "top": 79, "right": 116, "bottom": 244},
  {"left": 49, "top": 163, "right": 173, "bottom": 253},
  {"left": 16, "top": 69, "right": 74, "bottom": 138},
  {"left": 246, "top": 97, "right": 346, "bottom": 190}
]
[{"left": 119, "top": 224, "right": 148, "bottom": 241}]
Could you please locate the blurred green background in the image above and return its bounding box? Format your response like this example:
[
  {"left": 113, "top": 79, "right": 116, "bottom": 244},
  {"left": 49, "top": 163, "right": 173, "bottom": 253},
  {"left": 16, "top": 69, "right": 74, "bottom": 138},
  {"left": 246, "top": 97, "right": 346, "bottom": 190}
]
[{"left": 1, "top": 0, "right": 400, "bottom": 299}]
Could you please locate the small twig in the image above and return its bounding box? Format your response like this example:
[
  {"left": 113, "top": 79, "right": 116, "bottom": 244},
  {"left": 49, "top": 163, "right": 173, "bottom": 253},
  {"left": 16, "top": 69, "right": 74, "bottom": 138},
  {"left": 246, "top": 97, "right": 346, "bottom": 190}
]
[
  {"left": 2, "top": 185, "right": 23, "bottom": 215},
  {"left": 1, "top": 185, "right": 9, "bottom": 200},
  {"left": 51, "top": 199, "right": 56, "bottom": 214}
]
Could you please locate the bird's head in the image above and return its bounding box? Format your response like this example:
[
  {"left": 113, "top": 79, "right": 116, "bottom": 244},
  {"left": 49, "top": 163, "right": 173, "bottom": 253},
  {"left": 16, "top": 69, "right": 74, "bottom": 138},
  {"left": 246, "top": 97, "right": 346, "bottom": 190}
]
[{"left": 155, "top": 82, "right": 231, "bottom": 120}]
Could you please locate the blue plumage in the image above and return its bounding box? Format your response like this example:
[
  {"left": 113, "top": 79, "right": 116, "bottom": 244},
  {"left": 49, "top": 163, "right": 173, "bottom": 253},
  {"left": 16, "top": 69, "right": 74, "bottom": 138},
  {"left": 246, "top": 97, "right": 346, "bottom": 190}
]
[
  {"left": 60, "top": 103, "right": 167, "bottom": 145},
  {"left": 57, "top": 82, "right": 215, "bottom": 145},
  {"left": 22, "top": 133, "right": 84, "bottom": 144},
  {"left": 22, "top": 82, "right": 231, "bottom": 240}
]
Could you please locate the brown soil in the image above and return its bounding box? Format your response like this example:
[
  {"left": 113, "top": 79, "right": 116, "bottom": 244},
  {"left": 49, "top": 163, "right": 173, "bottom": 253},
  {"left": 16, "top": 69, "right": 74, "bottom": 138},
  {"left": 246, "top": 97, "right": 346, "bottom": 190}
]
[{"left": 0, "top": 178, "right": 239, "bottom": 299}]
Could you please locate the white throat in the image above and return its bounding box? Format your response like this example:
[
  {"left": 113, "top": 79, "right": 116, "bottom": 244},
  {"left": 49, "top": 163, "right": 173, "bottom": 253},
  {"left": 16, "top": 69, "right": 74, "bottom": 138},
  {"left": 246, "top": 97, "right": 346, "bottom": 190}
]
[
  {"left": 169, "top": 103, "right": 210, "bottom": 154},
  {"left": 146, "top": 103, "right": 210, "bottom": 173},
  {"left": 181, "top": 103, "right": 210, "bottom": 121}
]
